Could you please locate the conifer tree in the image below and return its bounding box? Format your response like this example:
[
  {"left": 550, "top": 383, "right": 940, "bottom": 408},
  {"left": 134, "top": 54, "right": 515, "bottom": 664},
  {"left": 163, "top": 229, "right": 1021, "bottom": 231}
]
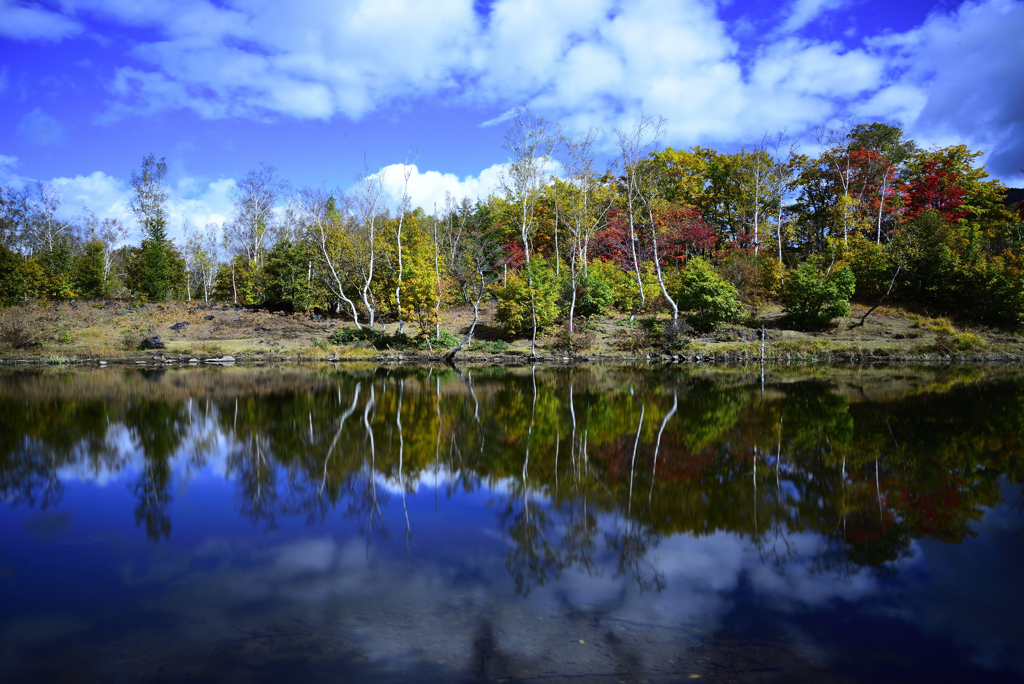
[{"left": 128, "top": 154, "right": 175, "bottom": 301}]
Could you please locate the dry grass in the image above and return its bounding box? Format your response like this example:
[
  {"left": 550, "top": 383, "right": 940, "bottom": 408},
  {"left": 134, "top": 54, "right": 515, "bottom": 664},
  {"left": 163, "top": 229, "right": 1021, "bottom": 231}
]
[{"left": 0, "top": 298, "right": 1020, "bottom": 363}]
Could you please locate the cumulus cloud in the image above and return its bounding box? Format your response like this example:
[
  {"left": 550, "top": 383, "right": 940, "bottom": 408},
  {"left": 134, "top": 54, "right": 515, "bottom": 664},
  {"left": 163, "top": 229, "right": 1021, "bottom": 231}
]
[
  {"left": 36, "top": 0, "right": 883, "bottom": 148},
  {"left": 373, "top": 162, "right": 506, "bottom": 213},
  {"left": 868, "top": 0, "right": 1024, "bottom": 181},
  {"left": 8, "top": 0, "right": 1024, "bottom": 179},
  {"left": 1, "top": 164, "right": 235, "bottom": 242}
]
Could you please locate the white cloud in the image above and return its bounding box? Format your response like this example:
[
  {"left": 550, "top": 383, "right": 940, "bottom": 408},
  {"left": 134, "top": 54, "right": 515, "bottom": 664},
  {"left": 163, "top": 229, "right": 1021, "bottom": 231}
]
[
  {"left": 777, "top": 0, "right": 849, "bottom": 35},
  {"left": 4, "top": 166, "right": 236, "bottom": 242},
  {"left": 373, "top": 162, "right": 506, "bottom": 214},
  {"left": 9, "top": 0, "right": 1024, "bottom": 180},
  {"left": 867, "top": 0, "right": 1024, "bottom": 180},
  {"left": 0, "top": 0, "right": 83, "bottom": 41}
]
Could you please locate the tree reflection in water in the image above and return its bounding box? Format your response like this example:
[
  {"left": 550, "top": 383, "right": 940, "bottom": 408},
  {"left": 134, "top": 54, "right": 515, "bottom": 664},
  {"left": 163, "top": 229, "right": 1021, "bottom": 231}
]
[{"left": 1, "top": 365, "right": 1022, "bottom": 587}]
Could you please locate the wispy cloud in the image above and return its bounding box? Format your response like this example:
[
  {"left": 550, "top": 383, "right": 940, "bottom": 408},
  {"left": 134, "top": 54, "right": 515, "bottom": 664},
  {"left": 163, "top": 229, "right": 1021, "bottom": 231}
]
[
  {"left": 16, "top": 108, "right": 65, "bottom": 146},
  {"left": 776, "top": 0, "right": 849, "bottom": 35},
  {"left": 0, "top": 0, "right": 83, "bottom": 41}
]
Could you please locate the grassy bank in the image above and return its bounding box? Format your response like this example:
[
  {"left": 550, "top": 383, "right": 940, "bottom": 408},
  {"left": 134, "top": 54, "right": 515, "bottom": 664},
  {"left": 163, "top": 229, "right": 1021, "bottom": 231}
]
[{"left": 1, "top": 298, "right": 1022, "bottom": 366}]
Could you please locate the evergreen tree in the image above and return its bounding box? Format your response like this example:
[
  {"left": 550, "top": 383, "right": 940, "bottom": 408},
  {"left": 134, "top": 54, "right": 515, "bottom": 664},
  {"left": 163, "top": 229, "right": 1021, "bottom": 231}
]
[{"left": 129, "top": 154, "right": 175, "bottom": 300}]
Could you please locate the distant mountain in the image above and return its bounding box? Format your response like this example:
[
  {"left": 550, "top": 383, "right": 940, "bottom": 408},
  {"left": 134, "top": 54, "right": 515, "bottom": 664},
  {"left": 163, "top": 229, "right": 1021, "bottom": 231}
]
[{"left": 1005, "top": 187, "right": 1024, "bottom": 207}]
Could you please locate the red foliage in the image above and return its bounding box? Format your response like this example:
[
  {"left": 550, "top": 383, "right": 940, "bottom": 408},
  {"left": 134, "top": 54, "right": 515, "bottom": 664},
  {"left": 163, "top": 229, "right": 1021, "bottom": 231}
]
[
  {"left": 593, "top": 205, "right": 717, "bottom": 269},
  {"left": 903, "top": 158, "right": 969, "bottom": 223},
  {"left": 502, "top": 239, "right": 526, "bottom": 269},
  {"left": 592, "top": 207, "right": 652, "bottom": 269},
  {"left": 851, "top": 149, "right": 907, "bottom": 236},
  {"left": 653, "top": 205, "right": 717, "bottom": 262}
]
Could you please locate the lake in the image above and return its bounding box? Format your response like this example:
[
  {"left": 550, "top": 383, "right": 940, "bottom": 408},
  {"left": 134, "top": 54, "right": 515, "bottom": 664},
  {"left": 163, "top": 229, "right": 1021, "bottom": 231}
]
[{"left": 1, "top": 364, "right": 1022, "bottom": 683}]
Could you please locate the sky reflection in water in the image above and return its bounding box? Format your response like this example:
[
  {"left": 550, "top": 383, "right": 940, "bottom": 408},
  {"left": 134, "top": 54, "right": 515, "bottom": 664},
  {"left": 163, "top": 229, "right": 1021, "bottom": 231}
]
[{"left": 1, "top": 365, "right": 1023, "bottom": 683}]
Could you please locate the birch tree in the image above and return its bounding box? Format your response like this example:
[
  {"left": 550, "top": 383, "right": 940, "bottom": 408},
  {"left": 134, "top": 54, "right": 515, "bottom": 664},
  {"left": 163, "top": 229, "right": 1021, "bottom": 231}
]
[
  {"left": 299, "top": 187, "right": 362, "bottom": 324},
  {"left": 499, "top": 107, "right": 555, "bottom": 356},
  {"left": 769, "top": 132, "right": 801, "bottom": 279},
  {"left": 351, "top": 165, "right": 386, "bottom": 331},
  {"left": 738, "top": 136, "right": 773, "bottom": 255},
  {"left": 817, "top": 123, "right": 856, "bottom": 246},
  {"left": 617, "top": 115, "right": 676, "bottom": 320},
  {"left": 557, "top": 127, "right": 613, "bottom": 332},
  {"left": 393, "top": 156, "right": 414, "bottom": 334},
  {"left": 225, "top": 163, "right": 288, "bottom": 270}
]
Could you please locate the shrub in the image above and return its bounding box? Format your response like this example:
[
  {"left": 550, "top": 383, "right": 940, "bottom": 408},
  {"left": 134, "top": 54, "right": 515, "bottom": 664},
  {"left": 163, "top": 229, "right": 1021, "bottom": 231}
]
[
  {"left": 938, "top": 331, "right": 986, "bottom": 352},
  {"left": 329, "top": 326, "right": 374, "bottom": 344},
  {"left": 844, "top": 234, "right": 889, "bottom": 300},
  {"left": 659, "top": 317, "right": 693, "bottom": 351},
  {"left": 413, "top": 329, "right": 460, "bottom": 350},
  {"left": 675, "top": 258, "right": 744, "bottom": 333},
  {"left": 550, "top": 319, "right": 596, "bottom": 353},
  {"left": 612, "top": 320, "right": 652, "bottom": 352},
  {"left": 0, "top": 313, "right": 37, "bottom": 349},
  {"left": 472, "top": 339, "right": 510, "bottom": 354},
  {"left": 783, "top": 262, "right": 856, "bottom": 327},
  {"left": 563, "top": 262, "right": 616, "bottom": 318},
  {"left": 494, "top": 257, "right": 559, "bottom": 334}
]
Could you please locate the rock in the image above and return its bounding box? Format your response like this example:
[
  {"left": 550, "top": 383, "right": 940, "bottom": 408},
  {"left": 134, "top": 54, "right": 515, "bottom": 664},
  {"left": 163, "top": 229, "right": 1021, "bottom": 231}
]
[
  {"left": 170, "top": 321, "right": 190, "bottom": 331},
  {"left": 204, "top": 314, "right": 215, "bottom": 321},
  {"left": 188, "top": 358, "right": 199, "bottom": 363},
  {"left": 139, "top": 336, "right": 166, "bottom": 350}
]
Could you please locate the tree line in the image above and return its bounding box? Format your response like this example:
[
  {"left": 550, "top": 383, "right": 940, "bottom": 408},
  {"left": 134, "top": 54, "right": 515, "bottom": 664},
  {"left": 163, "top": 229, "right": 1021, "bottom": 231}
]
[{"left": 2, "top": 111, "right": 1022, "bottom": 344}]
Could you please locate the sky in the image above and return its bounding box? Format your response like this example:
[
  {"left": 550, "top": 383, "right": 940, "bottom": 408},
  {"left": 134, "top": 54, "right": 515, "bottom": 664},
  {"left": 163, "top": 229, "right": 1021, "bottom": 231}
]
[{"left": 1, "top": 0, "right": 1022, "bottom": 240}]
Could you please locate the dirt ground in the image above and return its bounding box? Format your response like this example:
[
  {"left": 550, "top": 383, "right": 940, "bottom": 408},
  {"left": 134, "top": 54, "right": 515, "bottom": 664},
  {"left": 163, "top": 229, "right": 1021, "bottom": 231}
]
[{"left": 1, "top": 298, "right": 1022, "bottom": 365}]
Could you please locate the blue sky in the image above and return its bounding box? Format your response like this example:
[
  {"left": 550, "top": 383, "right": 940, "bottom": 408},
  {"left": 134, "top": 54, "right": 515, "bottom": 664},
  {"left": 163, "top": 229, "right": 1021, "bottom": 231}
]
[{"left": 1, "top": 0, "right": 1022, "bottom": 238}]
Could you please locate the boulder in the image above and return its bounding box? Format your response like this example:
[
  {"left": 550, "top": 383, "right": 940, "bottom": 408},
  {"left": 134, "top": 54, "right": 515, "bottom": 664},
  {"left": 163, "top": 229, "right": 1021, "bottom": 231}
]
[
  {"left": 139, "top": 336, "right": 166, "bottom": 350},
  {"left": 170, "top": 321, "right": 190, "bottom": 331}
]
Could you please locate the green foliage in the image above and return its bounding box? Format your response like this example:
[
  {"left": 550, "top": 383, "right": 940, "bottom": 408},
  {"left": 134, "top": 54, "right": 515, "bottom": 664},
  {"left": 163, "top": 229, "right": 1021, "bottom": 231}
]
[
  {"left": 610, "top": 261, "right": 662, "bottom": 314},
  {"left": 494, "top": 257, "right": 559, "bottom": 334},
  {"left": 674, "top": 257, "right": 744, "bottom": 333},
  {"left": 263, "top": 239, "right": 315, "bottom": 311},
  {"left": 329, "top": 326, "right": 374, "bottom": 345},
  {"left": 0, "top": 245, "right": 31, "bottom": 306},
  {"left": 471, "top": 339, "right": 510, "bottom": 354},
  {"left": 563, "top": 261, "right": 615, "bottom": 317},
  {"left": 783, "top": 262, "right": 856, "bottom": 327},
  {"left": 843, "top": 234, "right": 889, "bottom": 300},
  {"left": 72, "top": 240, "right": 109, "bottom": 299}
]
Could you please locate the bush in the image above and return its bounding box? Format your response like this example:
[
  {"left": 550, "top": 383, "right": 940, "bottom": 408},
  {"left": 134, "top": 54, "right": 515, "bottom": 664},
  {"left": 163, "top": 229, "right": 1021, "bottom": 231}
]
[
  {"left": 563, "top": 262, "right": 615, "bottom": 318},
  {"left": 413, "top": 329, "right": 461, "bottom": 350},
  {"left": 783, "top": 262, "right": 856, "bottom": 327},
  {"left": 612, "top": 320, "right": 652, "bottom": 352},
  {"left": 329, "top": 326, "right": 374, "bottom": 344},
  {"left": 844, "top": 234, "right": 889, "bottom": 300},
  {"left": 550, "top": 319, "right": 596, "bottom": 353},
  {"left": 0, "top": 313, "right": 37, "bottom": 349},
  {"left": 675, "top": 258, "right": 744, "bottom": 333},
  {"left": 472, "top": 339, "right": 510, "bottom": 354},
  {"left": 609, "top": 261, "right": 662, "bottom": 314},
  {"left": 659, "top": 317, "right": 693, "bottom": 351},
  {"left": 494, "top": 257, "right": 559, "bottom": 334}
]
